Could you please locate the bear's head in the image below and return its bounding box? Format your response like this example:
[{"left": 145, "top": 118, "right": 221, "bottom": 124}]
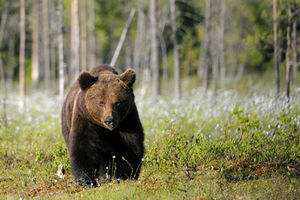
[{"left": 78, "top": 69, "right": 136, "bottom": 131}]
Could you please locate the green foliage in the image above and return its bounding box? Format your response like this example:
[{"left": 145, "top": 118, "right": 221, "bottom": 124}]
[
  {"left": 0, "top": 85, "right": 299, "bottom": 199},
  {"left": 146, "top": 105, "right": 299, "bottom": 177}
]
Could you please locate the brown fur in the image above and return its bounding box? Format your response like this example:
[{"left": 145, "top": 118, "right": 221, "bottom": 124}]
[{"left": 61, "top": 64, "right": 144, "bottom": 186}]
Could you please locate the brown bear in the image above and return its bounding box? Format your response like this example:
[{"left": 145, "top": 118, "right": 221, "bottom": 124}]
[{"left": 61, "top": 64, "right": 144, "bottom": 186}]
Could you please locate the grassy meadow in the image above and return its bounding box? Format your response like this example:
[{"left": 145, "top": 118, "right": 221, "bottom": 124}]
[{"left": 0, "top": 77, "right": 300, "bottom": 199}]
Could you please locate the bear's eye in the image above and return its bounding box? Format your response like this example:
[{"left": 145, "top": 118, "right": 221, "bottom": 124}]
[
  {"left": 99, "top": 101, "right": 105, "bottom": 107},
  {"left": 113, "top": 101, "right": 122, "bottom": 109}
]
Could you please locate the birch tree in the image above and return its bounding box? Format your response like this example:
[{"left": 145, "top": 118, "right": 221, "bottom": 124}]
[
  {"left": 42, "top": 0, "right": 51, "bottom": 92},
  {"left": 140, "top": 31, "right": 151, "bottom": 97},
  {"left": 88, "top": 0, "right": 96, "bottom": 69},
  {"left": 0, "top": 3, "right": 8, "bottom": 122},
  {"left": 124, "top": 0, "right": 132, "bottom": 69},
  {"left": 286, "top": 0, "right": 292, "bottom": 100},
  {"left": 219, "top": 0, "right": 225, "bottom": 89},
  {"left": 149, "top": 0, "right": 160, "bottom": 96},
  {"left": 170, "top": 0, "right": 181, "bottom": 98},
  {"left": 70, "top": 0, "right": 80, "bottom": 82},
  {"left": 211, "top": 0, "right": 218, "bottom": 99},
  {"left": 158, "top": 27, "right": 168, "bottom": 92},
  {"left": 273, "top": 0, "right": 280, "bottom": 98},
  {"left": 292, "top": 13, "right": 297, "bottom": 85},
  {"left": 7, "top": 30, "right": 16, "bottom": 87},
  {"left": 133, "top": 0, "right": 146, "bottom": 75},
  {"left": 110, "top": 9, "right": 135, "bottom": 67},
  {"left": 49, "top": 0, "right": 57, "bottom": 90},
  {"left": 79, "top": 0, "right": 87, "bottom": 71},
  {"left": 57, "top": 0, "right": 64, "bottom": 105},
  {"left": 157, "top": 4, "right": 168, "bottom": 92},
  {"left": 202, "top": 0, "right": 211, "bottom": 95},
  {"left": 19, "top": 0, "right": 26, "bottom": 111},
  {"left": 31, "top": 0, "right": 39, "bottom": 89},
  {"left": 0, "top": 4, "right": 7, "bottom": 81}
]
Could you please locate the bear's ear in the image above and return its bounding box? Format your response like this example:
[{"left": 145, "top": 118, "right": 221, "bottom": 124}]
[
  {"left": 78, "top": 72, "right": 98, "bottom": 90},
  {"left": 119, "top": 68, "right": 136, "bottom": 88}
]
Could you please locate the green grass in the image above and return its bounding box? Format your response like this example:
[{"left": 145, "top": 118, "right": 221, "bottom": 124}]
[{"left": 0, "top": 84, "right": 299, "bottom": 199}]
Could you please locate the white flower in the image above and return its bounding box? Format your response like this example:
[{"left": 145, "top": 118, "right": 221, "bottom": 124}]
[
  {"left": 112, "top": 155, "right": 116, "bottom": 159},
  {"left": 56, "top": 164, "right": 65, "bottom": 179}
]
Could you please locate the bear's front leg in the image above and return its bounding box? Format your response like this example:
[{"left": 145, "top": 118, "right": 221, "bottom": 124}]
[{"left": 69, "top": 131, "right": 99, "bottom": 186}]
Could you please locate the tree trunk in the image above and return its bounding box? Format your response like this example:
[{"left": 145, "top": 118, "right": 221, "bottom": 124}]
[
  {"left": 140, "top": 30, "right": 151, "bottom": 97},
  {"left": 0, "top": 3, "right": 8, "bottom": 80},
  {"left": 110, "top": 9, "right": 135, "bottom": 67},
  {"left": 7, "top": 36, "right": 16, "bottom": 88},
  {"left": 88, "top": 0, "right": 96, "bottom": 69},
  {"left": 292, "top": 16, "right": 297, "bottom": 85},
  {"left": 70, "top": 0, "right": 80, "bottom": 82},
  {"left": 125, "top": 1, "right": 132, "bottom": 69},
  {"left": 157, "top": 6, "right": 168, "bottom": 93},
  {"left": 38, "top": 3, "right": 44, "bottom": 78},
  {"left": 79, "top": 0, "right": 87, "bottom": 71},
  {"left": 219, "top": 0, "right": 225, "bottom": 89},
  {"left": 57, "top": 0, "right": 65, "bottom": 105},
  {"left": 133, "top": 0, "right": 146, "bottom": 75},
  {"left": 19, "top": 0, "right": 26, "bottom": 112},
  {"left": 158, "top": 30, "right": 168, "bottom": 93},
  {"left": 286, "top": 0, "right": 292, "bottom": 100},
  {"left": 203, "top": 0, "right": 211, "bottom": 96},
  {"left": 0, "top": 3, "right": 8, "bottom": 123},
  {"left": 212, "top": 0, "right": 219, "bottom": 100},
  {"left": 170, "top": 0, "right": 181, "bottom": 98},
  {"left": 273, "top": 0, "right": 280, "bottom": 99},
  {"left": 31, "top": 0, "right": 39, "bottom": 89},
  {"left": 49, "top": 0, "right": 57, "bottom": 91},
  {"left": 42, "top": 0, "right": 51, "bottom": 92},
  {"left": 149, "top": 0, "right": 160, "bottom": 97}
]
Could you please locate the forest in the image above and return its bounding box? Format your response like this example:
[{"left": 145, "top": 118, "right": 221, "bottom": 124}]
[{"left": 0, "top": 0, "right": 299, "bottom": 199}]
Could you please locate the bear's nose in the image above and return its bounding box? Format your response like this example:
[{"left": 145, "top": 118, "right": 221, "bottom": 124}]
[{"left": 104, "top": 117, "right": 114, "bottom": 126}]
